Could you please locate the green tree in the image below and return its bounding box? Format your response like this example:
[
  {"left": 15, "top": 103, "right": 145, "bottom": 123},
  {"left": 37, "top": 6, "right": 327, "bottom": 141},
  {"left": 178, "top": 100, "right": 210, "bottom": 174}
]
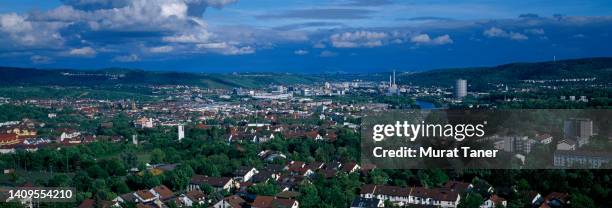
[
  {"left": 150, "top": 148, "right": 166, "bottom": 164},
  {"left": 458, "top": 193, "right": 484, "bottom": 208},
  {"left": 570, "top": 193, "right": 595, "bottom": 208},
  {"left": 297, "top": 183, "right": 320, "bottom": 208},
  {"left": 247, "top": 182, "right": 280, "bottom": 196},
  {"left": 48, "top": 174, "right": 71, "bottom": 187}
]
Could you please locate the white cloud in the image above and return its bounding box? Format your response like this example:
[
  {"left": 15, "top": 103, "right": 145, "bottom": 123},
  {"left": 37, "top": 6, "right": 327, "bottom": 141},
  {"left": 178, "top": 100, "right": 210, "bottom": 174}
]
[
  {"left": 483, "top": 27, "right": 528, "bottom": 41},
  {"left": 410, "top": 34, "right": 431, "bottom": 43},
  {"left": 149, "top": 45, "right": 174, "bottom": 53},
  {"left": 0, "top": 13, "right": 64, "bottom": 47},
  {"left": 0, "top": 13, "right": 32, "bottom": 33},
  {"left": 294, "top": 49, "right": 308, "bottom": 55},
  {"left": 313, "top": 43, "right": 326, "bottom": 48},
  {"left": 113, "top": 54, "right": 140, "bottom": 62},
  {"left": 0, "top": 0, "right": 248, "bottom": 56},
  {"left": 410, "top": 34, "right": 453, "bottom": 45},
  {"left": 68, "top": 47, "right": 97, "bottom": 57},
  {"left": 196, "top": 42, "right": 254, "bottom": 55},
  {"left": 524, "top": 28, "right": 545, "bottom": 35},
  {"left": 483, "top": 27, "right": 507, "bottom": 37},
  {"left": 330, "top": 30, "right": 388, "bottom": 48},
  {"left": 224, "top": 46, "right": 255, "bottom": 55},
  {"left": 30, "top": 55, "right": 53, "bottom": 64},
  {"left": 509, "top": 32, "right": 528, "bottom": 40},
  {"left": 160, "top": 2, "right": 188, "bottom": 18},
  {"left": 162, "top": 30, "right": 213, "bottom": 43},
  {"left": 320, "top": 50, "right": 337, "bottom": 57},
  {"left": 196, "top": 42, "right": 229, "bottom": 49}
]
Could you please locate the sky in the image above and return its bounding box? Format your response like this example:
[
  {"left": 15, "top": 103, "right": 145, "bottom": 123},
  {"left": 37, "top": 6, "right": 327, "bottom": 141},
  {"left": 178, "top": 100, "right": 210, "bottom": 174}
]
[{"left": 0, "top": 0, "right": 612, "bottom": 73}]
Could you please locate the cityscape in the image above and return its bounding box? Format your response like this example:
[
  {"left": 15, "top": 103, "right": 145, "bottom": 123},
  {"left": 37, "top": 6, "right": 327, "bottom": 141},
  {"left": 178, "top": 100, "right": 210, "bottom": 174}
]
[{"left": 0, "top": 0, "right": 611, "bottom": 208}]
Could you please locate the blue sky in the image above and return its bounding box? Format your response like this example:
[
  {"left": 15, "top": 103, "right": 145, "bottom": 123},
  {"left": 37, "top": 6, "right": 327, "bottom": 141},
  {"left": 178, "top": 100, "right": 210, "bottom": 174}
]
[{"left": 1, "top": 0, "right": 612, "bottom": 72}]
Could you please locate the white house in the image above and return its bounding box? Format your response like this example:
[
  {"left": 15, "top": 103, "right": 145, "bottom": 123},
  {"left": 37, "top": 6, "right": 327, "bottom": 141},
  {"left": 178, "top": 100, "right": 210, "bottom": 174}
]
[
  {"left": 481, "top": 195, "right": 507, "bottom": 208},
  {"left": 188, "top": 175, "right": 234, "bottom": 192},
  {"left": 556, "top": 139, "right": 577, "bottom": 151},
  {"left": 60, "top": 130, "right": 80, "bottom": 142},
  {"left": 233, "top": 167, "right": 259, "bottom": 182},
  {"left": 360, "top": 184, "right": 460, "bottom": 208}
]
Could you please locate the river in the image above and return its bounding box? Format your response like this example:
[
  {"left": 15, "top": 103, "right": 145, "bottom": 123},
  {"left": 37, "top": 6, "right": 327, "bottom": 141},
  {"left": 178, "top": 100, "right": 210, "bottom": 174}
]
[{"left": 415, "top": 99, "right": 436, "bottom": 109}]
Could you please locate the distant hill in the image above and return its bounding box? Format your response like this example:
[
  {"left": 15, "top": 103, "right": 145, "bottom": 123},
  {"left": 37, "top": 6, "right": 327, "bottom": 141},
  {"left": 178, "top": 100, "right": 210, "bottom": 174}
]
[
  {"left": 0, "top": 67, "right": 321, "bottom": 88},
  {"left": 1, "top": 57, "right": 611, "bottom": 89},
  {"left": 399, "top": 57, "right": 612, "bottom": 90}
]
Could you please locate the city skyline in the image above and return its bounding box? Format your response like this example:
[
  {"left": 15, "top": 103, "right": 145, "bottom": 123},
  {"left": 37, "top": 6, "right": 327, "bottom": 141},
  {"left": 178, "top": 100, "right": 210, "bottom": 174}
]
[{"left": 1, "top": 0, "right": 612, "bottom": 72}]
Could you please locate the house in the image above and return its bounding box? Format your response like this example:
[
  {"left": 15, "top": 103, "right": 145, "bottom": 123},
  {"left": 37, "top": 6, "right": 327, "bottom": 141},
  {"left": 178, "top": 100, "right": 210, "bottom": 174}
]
[
  {"left": 360, "top": 185, "right": 410, "bottom": 206},
  {"left": 150, "top": 185, "right": 174, "bottom": 201},
  {"left": 114, "top": 192, "right": 138, "bottom": 204},
  {"left": 360, "top": 184, "right": 460, "bottom": 208},
  {"left": 261, "top": 151, "right": 287, "bottom": 162},
  {"left": 527, "top": 192, "right": 543, "bottom": 206},
  {"left": 251, "top": 196, "right": 299, "bottom": 208},
  {"left": 5, "top": 127, "right": 37, "bottom": 137},
  {"left": 178, "top": 190, "right": 206, "bottom": 207},
  {"left": 481, "top": 194, "right": 507, "bottom": 208},
  {"left": 212, "top": 195, "right": 246, "bottom": 208},
  {"left": 252, "top": 170, "right": 280, "bottom": 183},
  {"left": 135, "top": 117, "right": 154, "bottom": 128},
  {"left": 134, "top": 190, "right": 158, "bottom": 203},
  {"left": 443, "top": 181, "right": 473, "bottom": 193},
  {"left": 472, "top": 179, "right": 494, "bottom": 195},
  {"left": 276, "top": 191, "right": 301, "bottom": 199},
  {"left": 350, "top": 197, "right": 384, "bottom": 208},
  {"left": 535, "top": 134, "right": 553, "bottom": 144},
  {"left": 540, "top": 192, "right": 569, "bottom": 207},
  {"left": 305, "top": 131, "right": 324, "bottom": 140},
  {"left": 59, "top": 129, "right": 81, "bottom": 142},
  {"left": 554, "top": 150, "right": 612, "bottom": 168},
  {"left": 325, "top": 161, "right": 342, "bottom": 170},
  {"left": 305, "top": 162, "right": 325, "bottom": 171},
  {"left": 233, "top": 166, "right": 259, "bottom": 182},
  {"left": 286, "top": 161, "right": 305, "bottom": 171},
  {"left": 556, "top": 139, "right": 577, "bottom": 151},
  {"left": 317, "top": 169, "right": 337, "bottom": 179},
  {"left": 188, "top": 175, "right": 234, "bottom": 192},
  {"left": 77, "top": 199, "right": 116, "bottom": 208},
  {"left": 277, "top": 174, "right": 308, "bottom": 191},
  {"left": 341, "top": 162, "right": 360, "bottom": 173},
  {"left": 0, "top": 133, "right": 20, "bottom": 146}
]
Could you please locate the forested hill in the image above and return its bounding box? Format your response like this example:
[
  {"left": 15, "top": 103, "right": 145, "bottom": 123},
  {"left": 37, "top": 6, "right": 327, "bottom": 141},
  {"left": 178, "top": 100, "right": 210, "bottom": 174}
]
[
  {"left": 0, "top": 67, "right": 321, "bottom": 88},
  {"left": 399, "top": 57, "right": 612, "bottom": 89},
  {"left": 2, "top": 57, "right": 611, "bottom": 89}
]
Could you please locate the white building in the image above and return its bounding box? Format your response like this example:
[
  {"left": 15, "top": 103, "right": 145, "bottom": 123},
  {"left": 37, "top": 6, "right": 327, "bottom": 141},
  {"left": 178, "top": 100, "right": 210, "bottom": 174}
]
[
  {"left": 178, "top": 125, "right": 185, "bottom": 141},
  {"left": 454, "top": 79, "right": 467, "bottom": 99},
  {"left": 360, "top": 185, "right": 460, "bottom": 208}
]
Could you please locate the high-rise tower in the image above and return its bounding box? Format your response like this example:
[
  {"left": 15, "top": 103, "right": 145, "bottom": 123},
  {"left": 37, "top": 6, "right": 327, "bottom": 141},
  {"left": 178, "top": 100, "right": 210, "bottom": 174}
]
[
  {"left": 178, "top": 125, "right": 185, "bottom": 141},
  {"left": 454, "top": 79, "right": 467, "bottom": 99}
]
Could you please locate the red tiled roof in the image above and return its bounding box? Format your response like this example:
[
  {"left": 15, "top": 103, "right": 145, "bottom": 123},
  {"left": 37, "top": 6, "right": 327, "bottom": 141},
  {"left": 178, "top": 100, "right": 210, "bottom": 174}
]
[
  {"left": 135, "top": 190, "right": 156, "bottom": 200},
  {"left": 252, "top": 196, "right": 275, "bottom": 208},
  {"left": 185, "top": 190, "right": 206, "bottom": 202},
  {"left": 152, "top": 185, "right": 174, "bottom": 200}
]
